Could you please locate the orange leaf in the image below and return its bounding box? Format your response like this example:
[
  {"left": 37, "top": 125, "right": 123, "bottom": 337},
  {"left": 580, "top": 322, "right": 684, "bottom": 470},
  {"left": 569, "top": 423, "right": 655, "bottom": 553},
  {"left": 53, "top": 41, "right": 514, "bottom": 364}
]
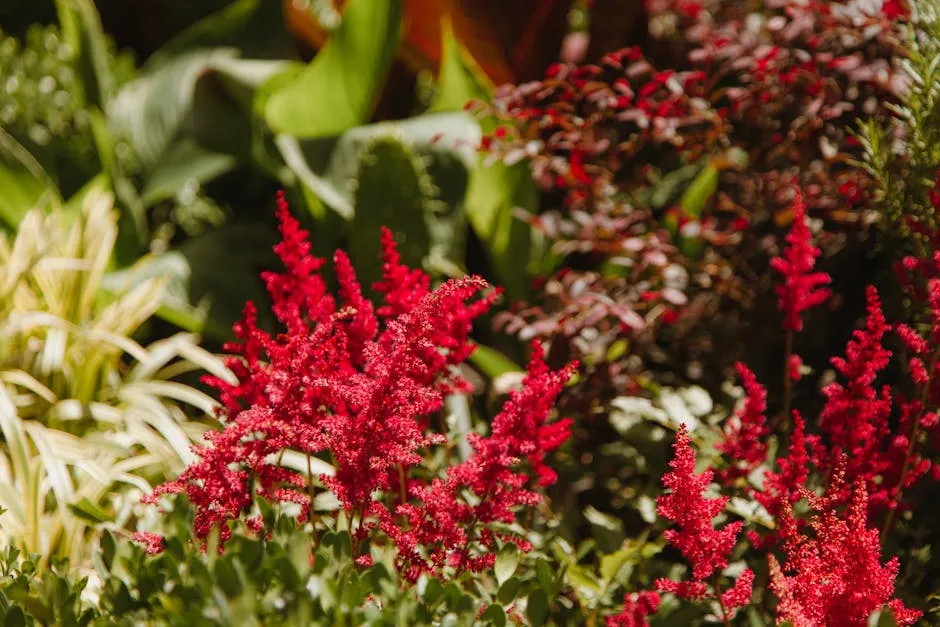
[{"left": 283, "top": 0, "right": 575, "bottom": 85}]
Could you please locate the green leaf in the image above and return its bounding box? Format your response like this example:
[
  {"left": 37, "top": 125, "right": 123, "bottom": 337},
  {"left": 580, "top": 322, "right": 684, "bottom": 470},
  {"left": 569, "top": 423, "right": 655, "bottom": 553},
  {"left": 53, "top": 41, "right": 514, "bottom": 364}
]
[
  {"left": 276, "top": 111, "right": 479, "bottom": 221},
  {"left": 54, "top": 0, "right": 115, "bottom": 107},
  {"left": 479, "top": 604, "right": 506, "bottom": 627},
  {"left": 146, "top": 0, "right": 294, "bottom": 65},
  {"left": 110, "top": 49, "right": 237, "bottom": 168},
  {"left": 467, "top": 344, "right": 522, "bottom": 378},
  {"left": 67, "top": 498, "right": 113, "bottom": 524},
  {"left": 494, "top": 544, "right": 519, "bottom": 586},
  {"left": 431, "top": 16, "right": 492, "bottom": 113},
  {"left": 583, "top": 506, "right": 625, "bottom": 554},
  {"left": 679, "top": 163, "right": 718, "bottom": 219},
  {"left": 264, "top": 0, "right": 403, "bottom": 138},
  {"left": 496, "top": 576, "right": 521, "bottom": 606},
  {"left": 0, "top": 129, "right": 58, "bottom": 228},
  {"left": 102, "top": 223, "right": 278, "bottom": 339},
  {"left": 565, "top": 565, "right": 603, "bottom": 608},
  {"left": 140, "top": 139, "right": 237, "bottom": 207},
  {"left": 526, "top": 588, "right": 549, "bottom": 625},
  {"left": 3, "top": 607, "right": 25, "bottom": 627},
  {"left": 464, "top": 160, "right": 535, "bottom": 301},
  {"left": 349, "top": 136, "right": 434, "bottom": 292},
  {"left": 111, "top": 50, "right": 291, "bottom": 170},
  {"left": 599, "top": 546, "right": 634, "bottom": 583}
]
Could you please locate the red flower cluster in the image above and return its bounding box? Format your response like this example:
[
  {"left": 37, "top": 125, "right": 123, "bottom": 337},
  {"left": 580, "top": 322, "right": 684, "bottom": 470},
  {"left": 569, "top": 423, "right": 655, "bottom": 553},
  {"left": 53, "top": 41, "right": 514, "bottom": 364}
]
[
  {"left": 769, "top": 188, "right": 831, "bottom": 333},
  {"left": 382, "top": 342, "right": 577, "bottom": 581},
  {"left": 716, "top": 362, "right": 769, "bottom": 484},
  {"left": 606, "top": 591, "right": 661, "bottom": 627},
  {"left": 142, "top": 195, "right": 575, "bottom": 578},
  {"left": 655, "top": 427, "right": 753, "bottom": 613},
  {"left": 769, "top": 481, "right": 921, "bottom": 626}
]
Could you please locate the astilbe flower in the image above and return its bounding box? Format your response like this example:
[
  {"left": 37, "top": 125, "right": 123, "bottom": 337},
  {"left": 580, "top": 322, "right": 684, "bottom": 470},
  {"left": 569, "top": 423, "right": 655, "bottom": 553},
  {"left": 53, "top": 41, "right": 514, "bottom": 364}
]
[
  {"left": 655, "top": 427, "right": 753, "bottom": 613},
  {"left": 769, "top": 188, "right": 831, "bottom": 333},
  {"left": 768, "top": 481, "right": 921, "bottom": 627},
  {"left": 755, "top": 411, "right": 811, "bottom": 520},
  {"left": 143, "top": 196, "right": 575, "bottom": 571},
  {"left": 606, "top": 591, "right": 661, "bottom": 627},
  {"left": 716, "top": 362, "right": 769, "bottom": 484},
  {"left": 817, "top": 285, "right": 895, "bottom": 509},
  {"left": 380, "top": 342, "right": 578, "bottom": 581}
]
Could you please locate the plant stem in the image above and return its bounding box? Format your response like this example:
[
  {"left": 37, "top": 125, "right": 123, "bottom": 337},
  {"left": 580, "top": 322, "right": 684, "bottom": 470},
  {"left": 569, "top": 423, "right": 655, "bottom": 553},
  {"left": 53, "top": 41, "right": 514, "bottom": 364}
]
[
  {"left": 398, "top": 464, "right": 407, "bottom": 510},
  {"left": 712, "top": 576, "right": 732, "bottom": 627}
]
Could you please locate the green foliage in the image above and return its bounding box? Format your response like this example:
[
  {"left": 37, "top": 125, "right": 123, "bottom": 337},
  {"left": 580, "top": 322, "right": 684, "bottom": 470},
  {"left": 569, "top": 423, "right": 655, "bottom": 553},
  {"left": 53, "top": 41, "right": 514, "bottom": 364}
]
[
  {"left": 263, "top": 0, "right": 402, "bottom": 138},
  {"left": 0, "top": 191, "right": 229, "bottom": 567},
  {"left": 859, "top": 0, "right": 940, "bottom": 257}
]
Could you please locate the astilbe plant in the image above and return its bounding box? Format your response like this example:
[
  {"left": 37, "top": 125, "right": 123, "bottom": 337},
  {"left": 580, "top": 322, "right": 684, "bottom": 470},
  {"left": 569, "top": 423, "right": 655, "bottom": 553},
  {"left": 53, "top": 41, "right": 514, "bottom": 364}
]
[
  {"left": 655, "top": 426, "right": 754, "bottom": 624},
  {"left": 140, "top": 194, "right": 576, "bottom": 582},
  {"left": 769, "top": 479, "right": 921, "bottom": 626},
  {"left": 605, "top": 590, "right": 661, "bottom": 627},
  {"left": 631, "top": 182, "right": 936, "bottom": 624}
]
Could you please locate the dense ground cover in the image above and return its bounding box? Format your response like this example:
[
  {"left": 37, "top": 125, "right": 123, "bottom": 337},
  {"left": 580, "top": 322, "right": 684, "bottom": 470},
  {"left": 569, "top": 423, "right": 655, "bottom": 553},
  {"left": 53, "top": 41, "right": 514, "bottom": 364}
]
[{"left": 1, "top": 0, "right": 940, "bottom": 624}]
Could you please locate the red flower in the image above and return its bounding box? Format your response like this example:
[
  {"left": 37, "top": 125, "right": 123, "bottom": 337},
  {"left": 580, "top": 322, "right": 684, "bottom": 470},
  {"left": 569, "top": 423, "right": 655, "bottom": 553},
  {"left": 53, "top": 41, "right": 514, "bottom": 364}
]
[
  {"left": 131, "top": 531, "right": 165, "bottom": 556},
  {"left": 145, "top": 197, "right": 573, "bottom": 580},
  {"left": 770, "top": 188, "right": 832, "bottom": 333},
  {"left": 818, "top": 286, "right": 894, "bottom": 509},
  {"left": 769, "top": 482, "right": 920, "bottom": 627},
  {"left": 606, "top": 591, "right": 661, "bottom": 627},
  {"left": 716, "top": 363, "right": 769, "bottom": 484},
  {"left": 380, "top": 342, "right": 577, "bottom": 581},
  {"left": 656, "top": 427, "right": 752, "bottom": 611}
]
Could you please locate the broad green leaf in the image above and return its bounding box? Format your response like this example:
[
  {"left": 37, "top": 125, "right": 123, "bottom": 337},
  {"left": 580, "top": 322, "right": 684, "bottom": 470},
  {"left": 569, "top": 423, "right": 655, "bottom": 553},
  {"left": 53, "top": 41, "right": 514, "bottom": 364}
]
[
  {"left": 526, "top": 588, "right": 549, "bottom": 625},
  {"left": 110, "top": 49, "right": 238, "bottom": 168},
  {"left": 264, "top": 0, "right": 403, "bottom": 138},
  {"left": 583, "top": 506, "right": 626, "bottom": 554},
  {"left": 467, "top": 344, "right": 522, "bottom": 378},
  {"left": 102, "top": 224, "right": 278, "bottom": 339},
  {"left": 140, "top": 139, "right": 236, "bottom": 207},
  {"left": 276, "top": 111, "right": 479, "bottom": 220},
  {"left": 349, "top": 137, "right": 433, "bottom": 292},
  {"left": 431, "top": 15, "right": 493, "bottom": 113},
  {"left": 599, "top": 546, "right": 634, "bottom": 583},
  {"left": 496, "top": 576, "right": 521, "bottom": 605},
  {"left": 494, "top": 544, "right": 519, "bottom": 586},
  {"left": 54, "top": 0, "right": 115, "bottom": 107},
  {"left": 464, "top": 160, "right": 535, "bottom": 301},
  {"left": 479, "top": 604, "right": 506, "bottom": 627},
  {"left": 146, "top": 0, "right": 294, "bottom": 66}
]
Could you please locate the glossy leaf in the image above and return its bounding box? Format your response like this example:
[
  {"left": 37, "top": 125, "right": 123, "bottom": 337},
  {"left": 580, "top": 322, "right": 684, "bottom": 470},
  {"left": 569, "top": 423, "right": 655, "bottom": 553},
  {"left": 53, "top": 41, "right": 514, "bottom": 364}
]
[{"left": 265, "top": 0, "right": 402, "bottom": 138}]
